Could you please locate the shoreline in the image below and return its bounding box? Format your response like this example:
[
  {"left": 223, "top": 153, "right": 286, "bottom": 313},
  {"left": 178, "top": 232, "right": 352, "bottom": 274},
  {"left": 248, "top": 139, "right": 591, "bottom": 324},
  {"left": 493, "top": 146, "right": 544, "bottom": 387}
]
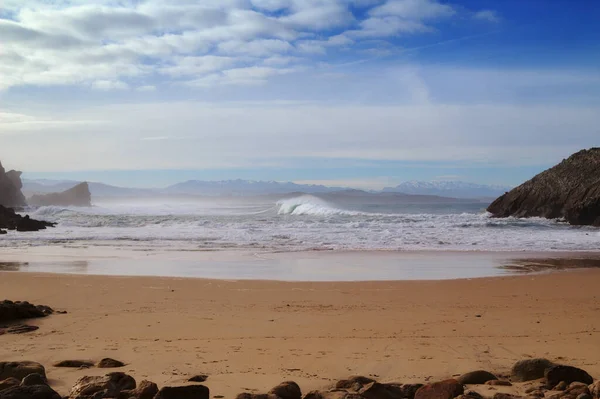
[
  {"left": 1, "top": 269, "right": 599, "bottom": 397},
  {"left": 1, "top": 248, "right": 600, "bottom": 281}
]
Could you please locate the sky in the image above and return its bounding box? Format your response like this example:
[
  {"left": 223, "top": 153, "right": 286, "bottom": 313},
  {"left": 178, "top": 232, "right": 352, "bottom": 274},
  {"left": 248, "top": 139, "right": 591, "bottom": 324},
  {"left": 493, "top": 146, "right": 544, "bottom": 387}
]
[{"left": 1, "top": 0, "right": 599, "bottom": 189}]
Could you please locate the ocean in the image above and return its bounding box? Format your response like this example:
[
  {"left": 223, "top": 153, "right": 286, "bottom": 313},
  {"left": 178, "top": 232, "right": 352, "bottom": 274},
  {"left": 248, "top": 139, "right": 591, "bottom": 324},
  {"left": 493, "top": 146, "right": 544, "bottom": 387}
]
[{"left": 2, "top": 194, "right": 598, "bottom": 253}]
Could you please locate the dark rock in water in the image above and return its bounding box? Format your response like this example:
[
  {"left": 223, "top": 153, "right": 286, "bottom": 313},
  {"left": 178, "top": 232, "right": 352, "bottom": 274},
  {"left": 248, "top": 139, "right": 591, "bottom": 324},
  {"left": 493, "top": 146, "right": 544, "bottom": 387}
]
[
  {"left": 117, "top": 380, "right": 158, "bottom": 399},
  {"left": 29, "top": 182, "right": 92, "bottom": 207},
  {"left": 53, "top": 360, "right": 94, "bottom": 369},
  {"left": 511, "top": 358, "right": 555, "bottom": 382},
  {"left": 269, "top": 381, "right": 302, "bottom": 399},
  {"left": 545, "top": 365, "right": 594, "bottom": 388},
  {"left": 20, "top": 374, "right": 47, "bottom": 387},
  {"left": 97, "top": 358, "right": 125, "bottom": 368},
  {"left": 0, "top": 325, "right": 39, "bottom": 335},
  {"left": 69, "top": 372, "right": 136, "bottom": 399},
  {"left": 154, "top": 385, "right": 209, "bottom": 399},
  {"left": 0, "top": 300, "right": 54, "bottom": 323},
  {"left": 414, "top": 379, "right": 464, "bottom": 399},
  {"left": 487, "top": 148, "right": 600, "bottom": 226},
  {"left": 0, "top": 384, "right": 61, "bottom": 399},
  {"left": 0, "top": 378, "right": 20, "bottom": 392},
  {"left": 0, "top": 362, "right": 46, "bottom": 382},
  {"left": 0, "top": 162, "right": 26, "bottom": 209},
  {"left": 456, "top": 370, "right": 498, "bottom": 385},
  {"left": 335, "top": 376, "right": 377, "bottom": 391},
  {"left": 0, "top": 230, "right": 6, "bottom": 235},
  {"left": 188, "top": 375, "right": 208, "bottom": 383},
  {"left": 0, "top": 206, "right": 55, "bottom": 232}
]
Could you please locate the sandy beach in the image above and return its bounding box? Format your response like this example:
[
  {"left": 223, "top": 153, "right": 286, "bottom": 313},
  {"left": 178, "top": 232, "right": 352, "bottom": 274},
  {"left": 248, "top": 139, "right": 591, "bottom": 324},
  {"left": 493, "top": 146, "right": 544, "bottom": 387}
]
[{"left": 1, "top": 268, "right": 599, "bottom": 397}]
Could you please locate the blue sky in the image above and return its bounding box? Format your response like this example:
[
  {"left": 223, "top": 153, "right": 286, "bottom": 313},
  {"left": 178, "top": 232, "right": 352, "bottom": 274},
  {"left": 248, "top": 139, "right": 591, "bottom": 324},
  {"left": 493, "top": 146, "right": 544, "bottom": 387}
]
[{"left": 1, "top": 0, "right": 599, "bottom": 189}]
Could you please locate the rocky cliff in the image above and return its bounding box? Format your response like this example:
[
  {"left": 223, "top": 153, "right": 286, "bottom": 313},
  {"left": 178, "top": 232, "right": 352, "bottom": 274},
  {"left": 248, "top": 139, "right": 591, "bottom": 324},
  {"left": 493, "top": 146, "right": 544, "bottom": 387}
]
[
  {"left": 0, "top": 161, "right": 26, "bottom": 208},
  {"left": 487, "top": 148, "right": 600, "bottom": 226},
  {"left": 29, "top": 182, "right": 92, "bottom": 207}
]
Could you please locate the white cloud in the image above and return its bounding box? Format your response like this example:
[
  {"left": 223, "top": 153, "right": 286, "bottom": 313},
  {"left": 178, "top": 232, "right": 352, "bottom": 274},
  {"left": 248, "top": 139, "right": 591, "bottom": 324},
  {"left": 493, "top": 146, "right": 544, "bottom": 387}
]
[
  {"left": 0, "top": 0, "right": 496, "bottom": 91},
  {"left": 136, "top": 85, "right": 157, "bottom": 92},
  {"left": 473, "top": 10, "right": 500, "bottom": 23},
  {"left": 91, "top": 80, "right": 129, "bottom": 90}
]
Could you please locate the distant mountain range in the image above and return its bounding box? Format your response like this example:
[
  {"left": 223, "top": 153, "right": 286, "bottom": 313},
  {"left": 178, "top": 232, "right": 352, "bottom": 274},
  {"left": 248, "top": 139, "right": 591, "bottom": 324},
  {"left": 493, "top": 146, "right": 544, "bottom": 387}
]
[{"left": 22, "top": 178, "right": 511, "bottom": 199}]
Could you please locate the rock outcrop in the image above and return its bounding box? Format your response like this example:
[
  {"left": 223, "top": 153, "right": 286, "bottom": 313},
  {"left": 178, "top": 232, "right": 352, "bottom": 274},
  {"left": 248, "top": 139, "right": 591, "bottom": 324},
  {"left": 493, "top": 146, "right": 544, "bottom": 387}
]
[
  {"left": 0, "top": 301, "right": 54, "bottom": 323},
  {"left": 0, "top": 162, "right": 26, "bottom": 208},
  {"left": 0, "top": 206, "right": 55, "bottom": 232},
  {"left": 487, "top": 148, "right": 600, "bottom": 226},
  {"left": 29, "top": 182, "right": 91, "bottom": 207}
]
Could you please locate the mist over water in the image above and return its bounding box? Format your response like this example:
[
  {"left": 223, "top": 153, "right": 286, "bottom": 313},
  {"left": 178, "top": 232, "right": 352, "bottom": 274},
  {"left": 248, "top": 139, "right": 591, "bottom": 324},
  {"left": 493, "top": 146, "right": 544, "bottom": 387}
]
[{"left": 2, "top": 194, "right": 599, "bottom": 252}]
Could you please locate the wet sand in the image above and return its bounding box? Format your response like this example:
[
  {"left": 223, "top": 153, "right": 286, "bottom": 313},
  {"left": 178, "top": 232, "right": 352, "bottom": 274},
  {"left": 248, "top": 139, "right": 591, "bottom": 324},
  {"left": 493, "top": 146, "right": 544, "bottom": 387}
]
[{"left": 1, "top": 268, "right": 599, "bottom": 397}]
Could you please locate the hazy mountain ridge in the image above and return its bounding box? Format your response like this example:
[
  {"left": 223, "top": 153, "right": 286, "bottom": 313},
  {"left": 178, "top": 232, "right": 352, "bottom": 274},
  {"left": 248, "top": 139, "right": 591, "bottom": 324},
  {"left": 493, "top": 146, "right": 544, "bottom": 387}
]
[
  {"left": 22, "top": 178, "right": 505, "bottom": 200},
  {"left": 383, "top": 180, "right": 511, "bottom": 198}
]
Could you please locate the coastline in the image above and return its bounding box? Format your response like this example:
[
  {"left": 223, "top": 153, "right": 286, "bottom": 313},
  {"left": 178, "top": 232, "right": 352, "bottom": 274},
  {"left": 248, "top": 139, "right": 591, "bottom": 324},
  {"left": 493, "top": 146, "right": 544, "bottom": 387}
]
[{"left": 2, "top": 269, "right": 599, "bottom": 397}]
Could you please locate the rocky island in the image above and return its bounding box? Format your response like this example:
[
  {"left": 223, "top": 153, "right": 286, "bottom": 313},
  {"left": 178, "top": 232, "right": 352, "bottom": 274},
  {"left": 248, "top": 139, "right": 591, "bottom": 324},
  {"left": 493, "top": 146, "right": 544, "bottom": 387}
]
[
  {"left": 29, "top": 182, "right": 92, "bottom": 207},
  {"left": 487, "top": 148, "right": 600, "bottom": 226}
]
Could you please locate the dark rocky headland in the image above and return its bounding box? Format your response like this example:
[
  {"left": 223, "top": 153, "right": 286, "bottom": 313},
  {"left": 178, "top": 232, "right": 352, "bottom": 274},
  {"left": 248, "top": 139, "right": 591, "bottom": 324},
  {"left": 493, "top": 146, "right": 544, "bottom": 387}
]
[{"left": 487, "top": 148, "right": 600, "bottom": 226}]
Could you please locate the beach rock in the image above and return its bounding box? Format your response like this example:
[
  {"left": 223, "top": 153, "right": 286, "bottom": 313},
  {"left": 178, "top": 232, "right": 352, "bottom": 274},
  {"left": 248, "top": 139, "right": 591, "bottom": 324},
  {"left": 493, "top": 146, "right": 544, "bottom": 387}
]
[
  {"left": 0, "top": 230, "right": 6, "bottom": 235},
  {"left": 335, "top": 376, "right": 377, "bottom": 391},
  {"left": 154, "top": 385, "right": 209, "bottom": 399},
  {"left": 577, "top": 394, "right": 592, "bottom": 399},
  {"left": 487, "top": 148, "right": 600, "bottom": 226},
  {"left": 188, "top": 375, "right": 208, "bottom": 383},
  {"left": 457, "top": 371, "right": 498, "bottom": 385},
  {"left": 589, "top": 382, "right": 600, "bottom": 398},
  {"left": 545, "top": 366, "right": 594, "bottom": 388},
  {"left": 20, "top": 374, "right": 47, "bottom": 387},
  {"left": 456, "top": 392, "right": 484, "bottom": 399},
  {"left": 358, "top": 382, "right": 404, "bottom": 399},
  {"left": 0, "top": 300, "right": 54, "bottom": 323},
  {"left": 97, "top": 358, "right": 125, "bottom": 368},
  {"left": 236, "top": 394, "right": 278, "bottom": 399},
  {"left": 0, "top": 324, "right": 39, "bottom": 335},
  {"left": 29, "top": 182, "right": 92, "bottom": 207},
  {"left": 53, "top": 360, "right": 94, "bottom": 369},
  {"left": 69, "top": 372, "right": 136, "bottom": 399},
  {"left": 555, "top": 382, "right": 569, "bottom": 391},
  {"left": 0, "top": 384, "right": 61, "bottom": 399},
  {"left": 524, "top": 390, "right": 544, "bottom": 399},
  {"left": 0, "top": 362, "right": 46, "bottom": 382},
  {"left": 0, "top": 378, "right": 20, "bottom": 392},
  {"left": 303, "top": 392, "right": 361, "bottom": 399},
  {"left": 401, "top": 385, "right": 425, "bottom": 399},
  {"left": 511, "top": 359, "right": 555, "bottom": 382},
  {"left": 414, "top": 379, "right": 464, "bottom": 399},
  {"left": 269, "top": 381, "right": 302, "bottom": 399},
  {"left": 0, "top": 162, "right": 26, "bottom": 208},
  {"left": 485, "top": 381, "right": 512, "bottom": 387},
  {"left": 117, "top": 380, "right": 158, "bottom": 399},
  {"left": 492, "top": 394, "right": 522, "bottom": 399}
]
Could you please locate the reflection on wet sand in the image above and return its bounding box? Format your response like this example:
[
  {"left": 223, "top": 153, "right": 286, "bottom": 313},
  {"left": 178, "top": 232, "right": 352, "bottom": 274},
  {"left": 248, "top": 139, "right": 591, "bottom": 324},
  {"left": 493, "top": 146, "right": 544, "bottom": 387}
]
[
  {"left": 499, "top": 257, "right": 600, "bottom": 273},
  {"left": 0, "top": 261, "right": 89, "bottom": 273},
  {"left": 0, "top": 262, "right": 28, "bottom": 272}
]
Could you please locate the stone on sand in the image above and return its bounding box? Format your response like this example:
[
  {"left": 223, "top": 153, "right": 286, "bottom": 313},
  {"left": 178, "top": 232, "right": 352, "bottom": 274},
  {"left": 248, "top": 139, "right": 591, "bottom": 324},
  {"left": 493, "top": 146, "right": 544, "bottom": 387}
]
[
  {"left": 0, "top": 362, "right": 46, "bottom": 382},
  {"left": 335, "top": 376, "right": 377, "bottom": 392},
  {"left": 154, "top": 385, "right": 210, "bottom": 399},
  {"left": 414, "top": 379, "right": 464, "bottom": 399},
  {"left": 69, "top": 372, "right": 136, "bottom": 399},
  {"left": 456, "top": 371, "right": 498, "bottom": 385},
  {"left": 53, "top": 360, "right": 94, "bottom": 369},
  {"left": 511, "top": 359, "right": 555, "bottom": 382},
  {"left": 0, "top": 384, "right": 61, "bottom": 399},
  {"left": 117, "top": 380, "right": 158, "bottom": 399},
  {"left": 545, "top": 366, "right": 594, "bottom": 388},
  {"left": 269, "top": 381, "right": 302, "bottom": 399},
  {"left": 20, "top": 374, "right": 47, "bottom": 387},
  {"left": 97, "top": 358, "right": 125, "bottom": 368}
]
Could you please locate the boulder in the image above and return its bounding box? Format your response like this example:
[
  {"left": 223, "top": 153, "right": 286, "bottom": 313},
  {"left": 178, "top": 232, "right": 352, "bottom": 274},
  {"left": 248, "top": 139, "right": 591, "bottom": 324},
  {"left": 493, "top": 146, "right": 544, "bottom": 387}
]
[
  {"left": 29, "top": 182, "right": 91, "bottom": 207},
  {"left": 589, "top": 382, "right": 600, "bottom": 398},
  {"left": 401, "top": 385, "right": 425, "bottom": 399},
  {"left": 302, "top": 392, "right": 361, "bottom": 399},
  {"left": 269, "top": 381, "right": 302, "bottom": 399},
  {"left": 414, "top": 379, "right": 464, "bottom": 399},
  {"left": 236, "top": 394, "right": 278, "bottom": 399},
  {"left": 117, "top": 380, "right": 158, "bottom": 399},
  {"left": 487, "top": 148, "right": 600, "bottom": 226},
  {"left": 68, "top": 372, "right": 136, "bottom": 399},
  {"left": 0, "top": 378, "right": 20, "bottom": 392},
  {"left": 20, "top": 374, "right": 47, "bottom": 386},
  {"left": 0, "top": 162, "right": 26, "bottom": 208},
  {"left": 53, "top": 360, "right": 94, "bottom": 368},
  {"left": 154, "top": 385, "right": 210, "bottom": 399},
  {"left": 456, "top": 392, "right": 484, "bottom": 399},
  {"left": 0, "top": 384, "right": 61, "bottom": 399},
  {"left": 545, "top": 366, "right": 594, "bottom": 388},
  {"left": 0, "top": 300, "right": 54, "bottom": 323},
  {"left": 456, "top": 371, "right": 498, "bottom": 385},
  {"left": 97, "top": 358, "right": 125, "bottom": 368},
  {"left": 358, "top": 382, "right": 404, "bottom": 399},
  {"left": 188, "top": 375, "right": 208, "bottom": 383},
  {"left": 492, "top": 395, "right": 522, "bottom": 399},
  {"left": 335, "top": 376, "right": 377, "bottom": 391},
  {"left": 511, "top": 359, "right": 555, "bottom": 382},
  {"left": 0, "top": 362, "right": 46, "bottom": 382}
]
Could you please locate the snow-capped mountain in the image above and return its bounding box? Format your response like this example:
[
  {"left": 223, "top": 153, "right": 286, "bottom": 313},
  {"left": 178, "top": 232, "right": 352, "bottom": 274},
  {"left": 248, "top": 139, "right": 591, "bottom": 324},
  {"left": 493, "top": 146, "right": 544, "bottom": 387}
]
[{"left": 383, "top": 181, "right": 511, "bottom": 199}]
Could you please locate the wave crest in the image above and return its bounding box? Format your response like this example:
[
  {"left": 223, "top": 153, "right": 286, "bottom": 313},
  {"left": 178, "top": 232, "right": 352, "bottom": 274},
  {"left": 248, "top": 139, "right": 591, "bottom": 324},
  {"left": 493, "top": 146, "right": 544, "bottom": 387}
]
[{"left": 276, "top": 195, "right": 357, "bottom": 216}]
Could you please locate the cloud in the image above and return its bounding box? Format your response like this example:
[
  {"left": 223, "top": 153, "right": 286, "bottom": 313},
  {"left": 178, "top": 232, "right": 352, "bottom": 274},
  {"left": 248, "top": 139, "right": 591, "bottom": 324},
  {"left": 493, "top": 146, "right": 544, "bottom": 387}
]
[
  {"left": 0, "top": 0, "right": 498, "bottom": 90},
  {"left": 136, "top": 85, "right": 157, "bottom": 92},
  {"left": 91, "top": 80, "right": 129, "bottom": 90},
  {"left": 473, "top": 10, "right": 500, "bottom": 23}
]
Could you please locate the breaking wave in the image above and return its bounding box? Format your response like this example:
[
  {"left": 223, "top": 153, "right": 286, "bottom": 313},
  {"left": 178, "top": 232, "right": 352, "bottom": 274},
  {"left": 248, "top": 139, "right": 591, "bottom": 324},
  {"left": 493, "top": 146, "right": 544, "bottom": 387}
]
[{"left": 276, "top": 196, "right": 359, "bottom": 216}]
